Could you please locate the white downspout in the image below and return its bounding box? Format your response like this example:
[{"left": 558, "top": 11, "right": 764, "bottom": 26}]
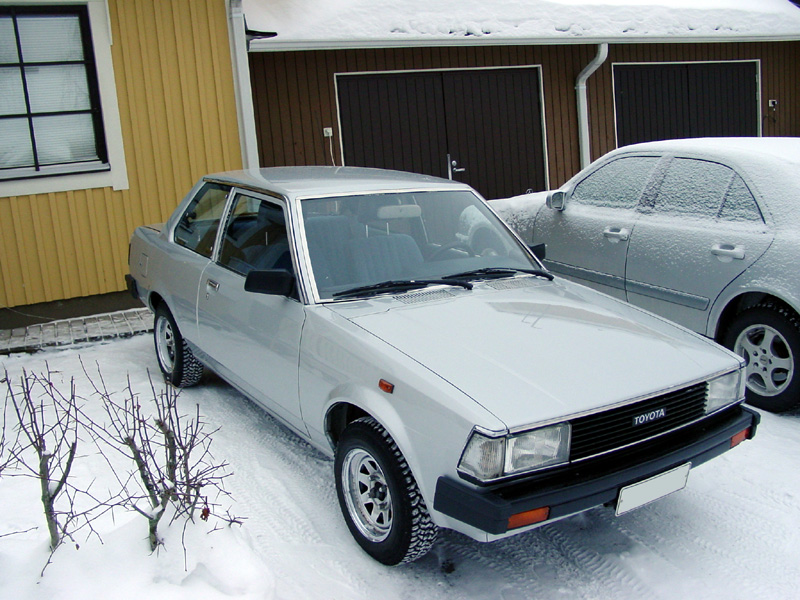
[
  {"left": 227, "top": 0, "right": 260, "bottom": 170},
  {"left": 576, "top": 43, "right": 609, "bottom": 169}
]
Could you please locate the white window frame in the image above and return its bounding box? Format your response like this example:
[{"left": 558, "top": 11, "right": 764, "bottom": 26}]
[{"left": 0, "top": 0, "right": 128, "bottom": 197}]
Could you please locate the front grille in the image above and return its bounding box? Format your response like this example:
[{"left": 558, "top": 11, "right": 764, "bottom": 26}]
[{"left": 569, "top": 382, "right": 707, "bottom": 461}]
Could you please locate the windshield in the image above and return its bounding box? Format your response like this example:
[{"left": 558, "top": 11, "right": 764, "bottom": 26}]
[{"left": 300, "top": 190, "right": 540, "bottom": 300}]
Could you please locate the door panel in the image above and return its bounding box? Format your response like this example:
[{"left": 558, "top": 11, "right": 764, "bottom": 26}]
[
  {"left": 338, "top": 72, "right": 448, "bottom": 178},
  {"left": 196, "top": 192, "right": 306, "bottom": 432},
  {"left": 338, "top": 68, "right": 546, "bottom": 199},
  {"left": 535, "top": 155, "right": 661, "bottom": 300},
  {"left": 442, "top": 68, "right": 546, "bottom": 199},
  {"left": 625, "top": 159, "right": 772, "bottom": 333},
  {"left": 614, "top": 61, "right": 759, "bottom": 146}
]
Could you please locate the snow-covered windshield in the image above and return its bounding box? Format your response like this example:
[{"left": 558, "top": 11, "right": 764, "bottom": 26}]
[{"left": 300, "top": 190, "right": 538, "bottom": 300}]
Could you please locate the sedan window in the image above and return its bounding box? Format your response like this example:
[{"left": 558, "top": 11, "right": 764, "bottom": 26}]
[
  {"left": 218, "top": 193, "right": 293, "bottom": 276},
  {"left": 301, "top": 190, "right": 537, "bottom": 300},
  {"left": 718, "top": 174, "right": 764, "bottom": 223},
  {"left": 174, "top": 183, "right": 230, "bottom": 258},
  {"left": 572, "top": 156, "right": 659, "bottom": 208},
  {"left": 652, "top": 158, "right": 734, "bottom": 218}
]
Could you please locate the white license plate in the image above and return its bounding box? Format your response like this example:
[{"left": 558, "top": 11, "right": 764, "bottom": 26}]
[{"left": 616, "top": 462, "right": 691, "bottom": 516}]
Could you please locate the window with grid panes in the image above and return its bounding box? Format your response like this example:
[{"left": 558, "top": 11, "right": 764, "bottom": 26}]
[{"left": 0, "top": 5, "right": 108, "bottom": 180}]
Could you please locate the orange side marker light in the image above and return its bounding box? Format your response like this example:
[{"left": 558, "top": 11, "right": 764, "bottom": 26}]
[
  {"left": 379, "top": 379, "right": 395, "bottom": 394},
  {"left": 508, "top": 507, "right": 550, "bottom": 530}
]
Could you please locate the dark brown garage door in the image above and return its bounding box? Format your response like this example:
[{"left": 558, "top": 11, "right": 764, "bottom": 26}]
[
  {"left": 337, "top": 68, "right": 546, "bottom": 200},
  {"left": 614, "top": 61, "right": 759, "bottom": 146}
]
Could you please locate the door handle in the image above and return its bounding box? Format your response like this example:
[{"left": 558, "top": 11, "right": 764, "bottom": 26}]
[
  {"left": 603, "top": 226, "right": 630, "bottom": 242},
  {"left": 451, "top": 160, "right": 466, "bottom": 173},
  {"left": 206, "top": 279, "right": 220, "bottom": 291},
  {"left": 711, "top": 243, "right": 745, "bottom": 261}
]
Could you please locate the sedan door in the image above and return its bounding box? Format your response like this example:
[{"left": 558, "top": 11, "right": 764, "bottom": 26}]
[
  {"left": 196, "top": 190, "right": 307, "bottom": 433},
  {"left": 625, "top": 157, "right": 773, "bottom": 334},
  {"left": 535, "top": 155, "right": 661, "bottom": 300}
]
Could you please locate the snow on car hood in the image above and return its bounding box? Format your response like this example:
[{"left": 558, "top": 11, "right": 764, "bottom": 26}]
[{"left": 329, "top": 277, "right": 739, "bottom": 430}]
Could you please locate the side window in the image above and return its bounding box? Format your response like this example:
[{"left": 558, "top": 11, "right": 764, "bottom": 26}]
[
  {"left": 218, "top": 193, "right": 292, "bottom": 276},
  {"left": 174, "top": 183, "right": 230, "bottom": 258},
  {"left": 653, "top": 158, "right": 733, "bottom": 218},
  {"left": 572, "top": 156, "right": 659, "bottom": 208},
  {"left": 718, "top": 174, "right": 763, "bottom": 223}
]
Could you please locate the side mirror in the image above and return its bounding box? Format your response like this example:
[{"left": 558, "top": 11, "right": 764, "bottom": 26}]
[
  {"left": 546, "top": 190, "right": 567, "bottom": 211},
  {"left": 529, "top": 243, "right": 546, "bottom": 261},
  {"left": 245, "top": 269, "right": 295, "bottom": 297}
]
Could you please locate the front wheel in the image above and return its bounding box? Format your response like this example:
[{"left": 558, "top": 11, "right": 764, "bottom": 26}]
[
  {"left": 154, "top": 305, "right": 204, "bottom": 387},
  {"left": 334, "top": 417, "right": 438, "bottom": 565},
  {"left": 722, "top": 301, "right": 800, "bottom": 412}
]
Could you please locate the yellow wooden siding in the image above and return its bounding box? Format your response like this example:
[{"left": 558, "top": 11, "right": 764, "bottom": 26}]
[{"left": 0, "top": 0, "right": 242, "bottom": 308}]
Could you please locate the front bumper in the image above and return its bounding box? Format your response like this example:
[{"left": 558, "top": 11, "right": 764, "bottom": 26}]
[{"left": 434, "top": 405, "right": 759, "bottom": 535}]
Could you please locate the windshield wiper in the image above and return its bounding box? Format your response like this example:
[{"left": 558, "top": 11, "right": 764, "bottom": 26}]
[
  {"left": 332, "top": 278, "right": 473, "bottom": 299},
  {"left": 443, "top": 267, "right": 554, "bottom": 282}
]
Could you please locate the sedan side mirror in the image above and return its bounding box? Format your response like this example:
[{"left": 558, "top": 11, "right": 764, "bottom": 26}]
[
  {"left": 245, "top": 269, "right": 296, "bottom": 297},
  {"left": 529, "top": 243, "right": 546, "bottom": 261},
  {"left": 546, "top": 190, "right": 567, "bottom": 211}
]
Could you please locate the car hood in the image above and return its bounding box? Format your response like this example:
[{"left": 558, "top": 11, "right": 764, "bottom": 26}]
[{"left": 328, "top": 278, "right": 739, "bottom": 430}]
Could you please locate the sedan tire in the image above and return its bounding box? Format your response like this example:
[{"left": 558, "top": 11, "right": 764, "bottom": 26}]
[
  {"left": 154, "top": 305, "right": 204, "bottom": 388},
  {"left": 723, "top": 301, "right": 800, "bottom": 412},
  {"left": 335, "top": 416, "right": 438, "bottom": 565}
]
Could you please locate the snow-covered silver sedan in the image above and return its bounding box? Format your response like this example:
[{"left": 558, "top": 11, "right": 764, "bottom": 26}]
[
  {"left": 127, "top": 167, "right": 758, "bottom": 565},
  {"left": 496, "top": 138, "right": 800, "bottom": 413}
]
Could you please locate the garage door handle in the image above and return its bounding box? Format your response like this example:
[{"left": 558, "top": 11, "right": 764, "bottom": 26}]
[
  {"left": 603, "top": 227, "right": 629, "bottom": 242},
  {"left": 711, "top": 243, "right": 745, "bottom": 260}
]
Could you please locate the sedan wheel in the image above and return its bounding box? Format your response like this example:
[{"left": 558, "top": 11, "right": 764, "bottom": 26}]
[
  {"left": 335, "top": 416, "right": 438, "bottom": 565},
  {"left": 723, "top": 302, "right": 800, "bottom": 412},
  {"left": 154, "top": 305, "right": 204, "bottom": 388}
]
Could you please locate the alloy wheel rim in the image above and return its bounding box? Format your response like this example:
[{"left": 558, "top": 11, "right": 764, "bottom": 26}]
[
  {"left": 342, "top": 448, "right": 393, "bottom": 543},
  {"left": 156, "top": 317, "right": 176, "bottom": 372},
  {"left": 734, "top": 324, "right": 794, "bottom": 397}
]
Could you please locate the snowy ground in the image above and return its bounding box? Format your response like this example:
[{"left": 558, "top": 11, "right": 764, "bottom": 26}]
[{"left": 1, "top": 334, "right": 799, "bottom": 600}]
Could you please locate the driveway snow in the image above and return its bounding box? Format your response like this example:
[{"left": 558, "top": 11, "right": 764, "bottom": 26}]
[{"left": 2, "top": 335, "right": 798, "bottom": 599}]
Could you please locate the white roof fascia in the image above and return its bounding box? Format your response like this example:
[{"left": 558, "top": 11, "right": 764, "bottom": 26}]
[{"left": 249, "top": 34, "right": 800, "bottom": 52}]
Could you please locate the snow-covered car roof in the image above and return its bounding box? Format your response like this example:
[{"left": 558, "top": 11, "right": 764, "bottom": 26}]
[
  {"left": 206, "top": 166, "right": 472, "bottom": 198},
  {"left": 584, "top": 137, "right": 800, "bottom": 224},
  {"left": 243, "top": 0, "right": 800, "bottom": 50}
]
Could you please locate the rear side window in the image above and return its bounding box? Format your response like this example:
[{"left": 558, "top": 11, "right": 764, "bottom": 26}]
[
  {"left": 174, "top": 183, "right": 230, "bottom": 258},
  {"left": 718, "top": 174, "right": 763, "bottom": 223},
  {"left": 652, "top": 158, "right": 732, "bottom": 218},
  {"left": 572, "top": 156, "right": 659, "bottom": 208}
]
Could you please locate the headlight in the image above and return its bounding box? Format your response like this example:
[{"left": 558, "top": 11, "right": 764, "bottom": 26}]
[
  {"left": 706, "top": 369, "right": 745, "bottom": 414},
  {"left": 458, "top": 423, "right": 571, "bottom": 482}
]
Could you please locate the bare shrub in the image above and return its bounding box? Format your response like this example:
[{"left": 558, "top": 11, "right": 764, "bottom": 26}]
[{"left": 83, "top": 365, "right": 234, "bottom": 551}]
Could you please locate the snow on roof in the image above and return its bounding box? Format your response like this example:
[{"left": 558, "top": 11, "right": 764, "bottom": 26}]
[{"left": 243, "top": 0, "right": 800, "bottom": 50}]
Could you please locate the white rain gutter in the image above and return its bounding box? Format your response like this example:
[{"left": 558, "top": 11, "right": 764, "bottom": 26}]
[
  {"left": 576, "top": 42, "right": 608, "bottom": 169},
  {"left": 227, "top": 0, "right": 260, "bottom": 170}
]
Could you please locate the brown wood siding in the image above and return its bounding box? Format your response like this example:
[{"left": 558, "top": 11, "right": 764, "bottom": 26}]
[
  {"left": 0, "top": 0, "right": 242, "bottom": 308},
  {"left": 249, "top": 45, "right": 590, "bottom": 192},
  {"left": 249, "top": 41, "right": 799, "bottom": 197},
  {"left": 591, "top": 42, "right": 800, "bottom": 159}
]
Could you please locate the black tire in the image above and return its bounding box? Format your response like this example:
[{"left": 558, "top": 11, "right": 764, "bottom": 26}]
[
  {"left": 722, "top": 301, "right": 800, "bottom": 413},
  {"left": 334, "top": 416, "right": 438, "bottom": 565},
  {"left": 153, "top": 304, "right": 204, "bottom": 388}
]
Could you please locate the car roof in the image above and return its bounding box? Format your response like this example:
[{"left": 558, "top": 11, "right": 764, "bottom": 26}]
[
  {"left": 204, "top": 166, "right": 472, "bottom": 198},
  {"left": 615, "top": 137, "right": 800, "bottom": 169}
]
